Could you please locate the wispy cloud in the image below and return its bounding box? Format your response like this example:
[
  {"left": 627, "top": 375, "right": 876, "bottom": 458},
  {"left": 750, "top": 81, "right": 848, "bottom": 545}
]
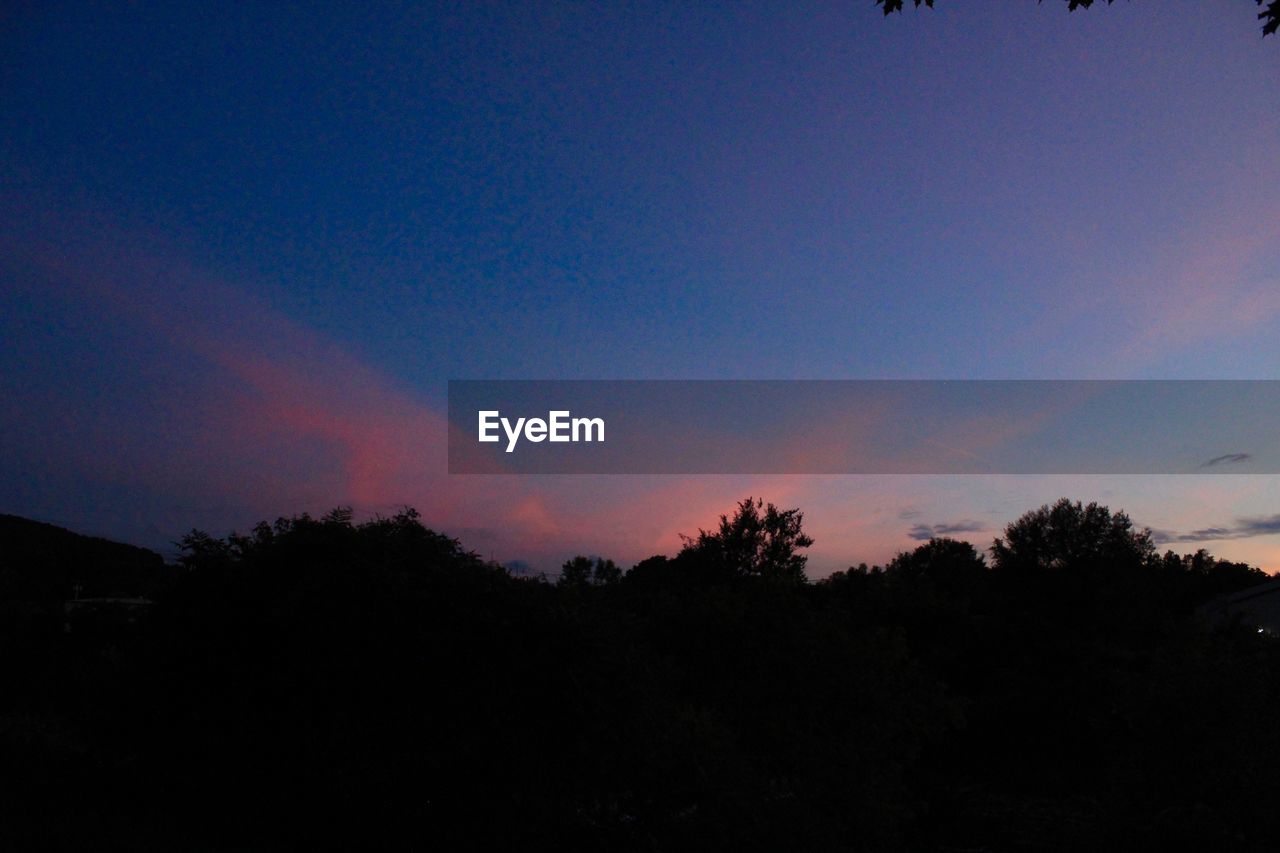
[
  {"left": 1201, "top": 453, "right": 1252, "bottom": 468},
  {"left": 1106, "top": 198, "right": 1280, "bottom": 373},
  {"left": 1239, "top": 516, "right": 1280, "bottom": 537},
  {"left": 1153, "top": 514, "right": 1280, "bottom": 544},
  {"left": 906, "top": 520, "right": 987, "bottom": 542},
  {"left": 0, "top": 201, "right": 574, "bottom": 554}
]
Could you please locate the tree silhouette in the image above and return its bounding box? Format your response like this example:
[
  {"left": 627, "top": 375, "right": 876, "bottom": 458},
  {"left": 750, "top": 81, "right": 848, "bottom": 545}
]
[
  {"left": 877, "top": 0, "right": 1280, "bottom": 38},
  {"left": 1159, "top": 546, "right": 1270, "bottom": 602},
  {"left": 559, "top": 554, "right": 594, "bottom": 587},
  {"left": 558, "top": 555, "right": 622, "bottom": 587},
  {"left": 991, "top": 497, "right": 1155, "bottom": 574},
  {"left": 679, "top": 496, "right": 814, "bottom": 582},
  {"left": 885, "top": 536, "right": 986, "bottom": 596},
  {"left": 592, "top": 556, "right": 622, "bottom": 585}
]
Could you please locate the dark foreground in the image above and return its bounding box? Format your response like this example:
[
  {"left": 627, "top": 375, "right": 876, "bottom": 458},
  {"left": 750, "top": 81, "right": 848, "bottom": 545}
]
[{"left": 2, "top": 499, "right": 1278, "bottom": 851}]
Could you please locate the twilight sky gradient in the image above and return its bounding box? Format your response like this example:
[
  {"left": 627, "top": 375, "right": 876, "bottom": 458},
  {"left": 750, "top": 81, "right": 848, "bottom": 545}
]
[{"left": 3, "top": 2, "right": 1279, "bottom": 574}]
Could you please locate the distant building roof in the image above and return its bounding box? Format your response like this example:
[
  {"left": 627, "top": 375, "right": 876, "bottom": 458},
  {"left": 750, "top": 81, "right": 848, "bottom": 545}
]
[
  {"left": 1198, "top": 577, "right": 1280, "bottom": 635},
  {"left": 64, "top": 597, "right": 153, "bottom": 610}
]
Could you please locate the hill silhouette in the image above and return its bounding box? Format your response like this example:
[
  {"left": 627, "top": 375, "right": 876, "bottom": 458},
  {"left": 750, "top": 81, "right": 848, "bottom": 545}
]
[{"left": 0, "top": 513, "right": 166, "bottom": 603}]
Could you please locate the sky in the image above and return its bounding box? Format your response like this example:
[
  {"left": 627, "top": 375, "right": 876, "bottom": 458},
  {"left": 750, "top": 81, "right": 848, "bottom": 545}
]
[{"left": 3, "top": 1, "right": 1280, "bottom": 575}]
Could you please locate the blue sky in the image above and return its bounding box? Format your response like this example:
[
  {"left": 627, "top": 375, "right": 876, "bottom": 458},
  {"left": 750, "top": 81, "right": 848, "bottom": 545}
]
[{"left": 3, "top": 2, "right": 1279, "bottom": 572}]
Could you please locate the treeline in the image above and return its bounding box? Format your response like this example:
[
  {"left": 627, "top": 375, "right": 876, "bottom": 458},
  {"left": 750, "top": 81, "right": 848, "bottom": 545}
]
[{"left": 1, "top": 498, "right": 1279, "bottom": 851}]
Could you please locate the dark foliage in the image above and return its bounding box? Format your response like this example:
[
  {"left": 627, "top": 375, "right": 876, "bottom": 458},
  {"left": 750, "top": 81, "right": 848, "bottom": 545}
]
[
  {"left": 679, "top": 497, "right": 814, "bottom": 582},
  {"left": 558, "top": 554, "right": 623, "bottom": 588},
  {"left": 877, "top": 0, "right": 1280, "bottom": 38},
  {"left": 2, "top": 498, "right": 1279, "bottom": 850}
]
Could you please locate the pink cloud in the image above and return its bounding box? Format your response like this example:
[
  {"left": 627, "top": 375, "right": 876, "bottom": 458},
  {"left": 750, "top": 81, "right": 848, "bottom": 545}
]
[
  {"left": 0, "top": 203, "right": 561, "bottom": 550},
  {"left": 7, "top": 198, "right": 1279, "bottom": 577}
]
